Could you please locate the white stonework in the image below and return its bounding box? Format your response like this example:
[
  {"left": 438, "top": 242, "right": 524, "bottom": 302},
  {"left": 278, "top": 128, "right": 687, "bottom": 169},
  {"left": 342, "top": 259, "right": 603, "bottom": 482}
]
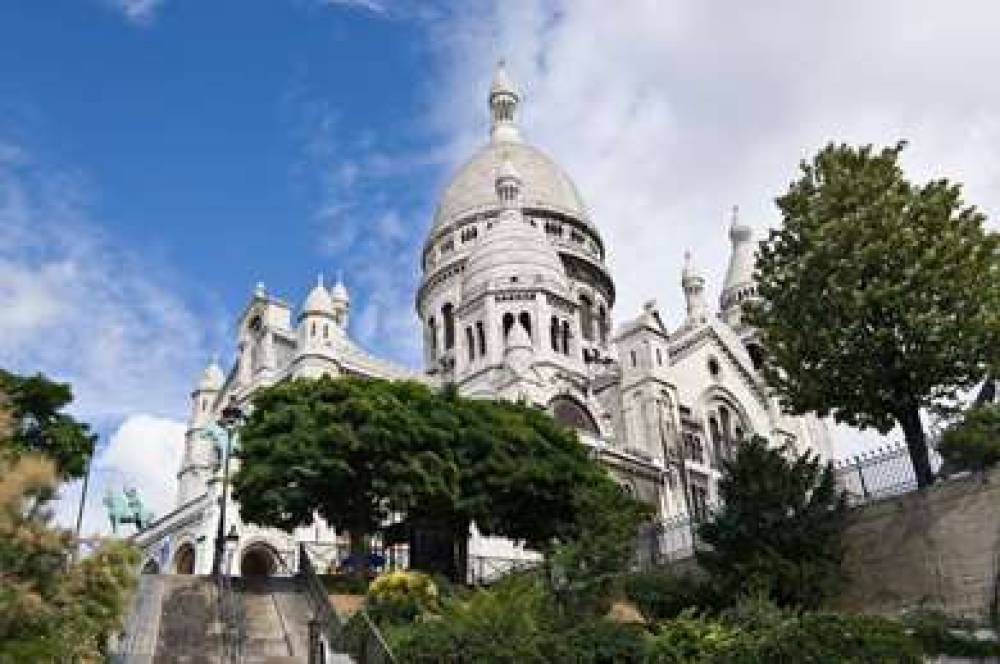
[{"left": 133, "top": 62, "right": 832, "bottom": 576}]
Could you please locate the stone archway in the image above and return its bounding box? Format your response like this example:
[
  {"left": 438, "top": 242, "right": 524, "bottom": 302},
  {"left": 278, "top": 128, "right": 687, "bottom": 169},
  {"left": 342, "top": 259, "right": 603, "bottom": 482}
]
[
  {"left": 173, "top": 543, "right": 196, "bottom": 575},
  {"left": 240, "top": 544, "right": 277, "bottom": 577},
  {"left": 549, "top": 395, "right": 600, "bottom": 436}
]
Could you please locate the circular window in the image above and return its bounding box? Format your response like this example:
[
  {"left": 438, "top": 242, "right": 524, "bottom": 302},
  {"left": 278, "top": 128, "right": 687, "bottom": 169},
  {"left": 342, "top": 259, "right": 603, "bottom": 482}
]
[{"left": 708, "top": 357, "right": 721, "bottom": 379}]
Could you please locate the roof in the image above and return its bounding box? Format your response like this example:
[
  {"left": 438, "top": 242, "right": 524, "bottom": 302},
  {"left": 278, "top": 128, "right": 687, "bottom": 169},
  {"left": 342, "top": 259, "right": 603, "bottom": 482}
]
[{"left": 431, "top": 141, "right": 591, "bottom": 233}]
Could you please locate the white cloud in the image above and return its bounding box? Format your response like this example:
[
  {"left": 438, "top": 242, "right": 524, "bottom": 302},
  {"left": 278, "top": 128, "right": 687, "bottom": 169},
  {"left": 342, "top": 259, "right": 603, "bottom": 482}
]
[
  {"left": 416, "top": 0, "right": 1000, "bottom": 457},
  {"left": 0, "top": 146, "right": 216, "bottom": 423},
  {"left": 321, "top": 0, "right": 387, "bottom": 15},
  {"left": 107, "top": 0, "right": 165, "bottom": 25},
  {"left": 55, "top": 415, "right": 186, "bottom": 537}
]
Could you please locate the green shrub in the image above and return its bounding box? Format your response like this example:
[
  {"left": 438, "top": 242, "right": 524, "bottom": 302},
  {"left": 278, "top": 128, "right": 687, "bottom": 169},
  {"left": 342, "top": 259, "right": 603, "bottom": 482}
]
[
  {"left": 646, "top": 611, "right": 742, "bottom": 662},
  {"left": 904, "top": 608, "right": 1000, "bottom": 658},
  {"left": 367, "top": 570, "right": 439, "bottom": 624},
  {"left": 389, "top": 576, "right": 555, "bottom": 663},
  {"left": 647, "top": 609, "right": 922, "bottom": 663},
  {"left": 938, "top": 404, "right": 1000, "bottom": 473},
  {"left": 621, "top": 570, "right": 719, "bottom": 622},
  {"left": 543, "top": 619, "right": 648, "bottom": 663}
]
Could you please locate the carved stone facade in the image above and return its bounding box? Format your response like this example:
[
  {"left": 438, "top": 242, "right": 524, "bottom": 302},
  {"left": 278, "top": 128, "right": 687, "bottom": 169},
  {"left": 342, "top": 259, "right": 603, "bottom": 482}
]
[{"left": 134, "top": 63, "right": 831, "bottom": 577}]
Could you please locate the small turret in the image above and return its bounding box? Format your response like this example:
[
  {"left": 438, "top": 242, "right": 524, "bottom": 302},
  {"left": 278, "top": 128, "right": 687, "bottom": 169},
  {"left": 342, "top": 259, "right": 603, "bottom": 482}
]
[
  {"left": 330, "top": 274, "right": 350, "bottom": 329},
  {"left": 190, "top": 359, "right": 223, "bottom": 426},
  {"left": 298, "top": 274, "right": 339, "bottom": 350},
  {"left": 489, "top": 60, "right": 521, "bottom": 144},
  {"left": 720, "top": 205, "right": 758, "bottom": 330},
  {"left": 682, "top": 251, "right": 707, "bottom": 325}
]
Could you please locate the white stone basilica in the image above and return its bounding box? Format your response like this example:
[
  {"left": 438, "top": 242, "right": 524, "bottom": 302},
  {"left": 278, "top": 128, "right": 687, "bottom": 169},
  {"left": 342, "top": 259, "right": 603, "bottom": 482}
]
[{"left": 133, "top": 63, "right": 832, "bottom": 577}]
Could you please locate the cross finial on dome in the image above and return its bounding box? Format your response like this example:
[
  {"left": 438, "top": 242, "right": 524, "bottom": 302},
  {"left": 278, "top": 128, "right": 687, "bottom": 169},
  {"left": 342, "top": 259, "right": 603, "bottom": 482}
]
[{"left": 489, "top": 60, "right": 521, "bottom": 144}]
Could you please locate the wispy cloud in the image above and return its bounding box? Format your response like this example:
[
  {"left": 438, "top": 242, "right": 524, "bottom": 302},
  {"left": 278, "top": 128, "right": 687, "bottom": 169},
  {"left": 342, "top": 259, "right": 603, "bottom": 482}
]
[
  {"left": 105, "top": 0, "right": 166, "bottom": 26},
  {"left": 417, "top": 0, "right": 1000, "bottom": 457},
  {"left": 0, "top": 140, "right": 221, "bottom": 528},
  {"left": 321, "top": 0, "right": 387, "bottom": 15}
]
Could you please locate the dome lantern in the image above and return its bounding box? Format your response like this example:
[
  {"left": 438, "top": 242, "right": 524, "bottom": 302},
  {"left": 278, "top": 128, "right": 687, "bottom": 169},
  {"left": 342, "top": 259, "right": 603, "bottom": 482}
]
[{"left": 489, "top": 60, "right": 521, "bottom": 144}]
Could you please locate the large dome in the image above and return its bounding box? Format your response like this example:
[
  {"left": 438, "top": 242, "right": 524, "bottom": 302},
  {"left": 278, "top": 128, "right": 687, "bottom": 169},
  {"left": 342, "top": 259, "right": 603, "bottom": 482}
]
[{"left": 432, "top": 141, "right": 591, "bottom": 232}]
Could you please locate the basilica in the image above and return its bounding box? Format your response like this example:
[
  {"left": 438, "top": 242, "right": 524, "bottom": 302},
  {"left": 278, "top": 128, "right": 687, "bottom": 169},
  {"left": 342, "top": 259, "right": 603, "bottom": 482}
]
[{"left": 133, "top": 63, "right": 832, "bottom": 578}]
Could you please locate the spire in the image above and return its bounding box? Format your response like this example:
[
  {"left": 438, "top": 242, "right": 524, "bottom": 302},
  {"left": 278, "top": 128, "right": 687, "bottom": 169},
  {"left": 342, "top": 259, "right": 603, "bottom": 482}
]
[
  {"left": 489, "top": 60, "right": 521, "bottom": 144},
  {"left": 197, "top": 358, "right": 224, "bottom": 392},
  {"left": 721, "top": 204, "right": 757, "bottom": 324}
]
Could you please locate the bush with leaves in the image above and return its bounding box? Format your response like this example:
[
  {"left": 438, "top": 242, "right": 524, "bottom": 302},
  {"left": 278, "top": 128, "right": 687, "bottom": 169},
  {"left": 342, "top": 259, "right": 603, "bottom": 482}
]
[
  {"left": 937, "top": 403, "right": 1000, "bottom": 474},
  {"left": 621, "top": 570, "right": 719, "bottom": 623},
  {"left": 697, "top": 435, "right": 848, "bottom": 608},
  {"left": 367, "top": 570, "right": 439, "bottom": 624},
  {"left": 903, "top": 608, "right": 1000, "bottom": 658}
]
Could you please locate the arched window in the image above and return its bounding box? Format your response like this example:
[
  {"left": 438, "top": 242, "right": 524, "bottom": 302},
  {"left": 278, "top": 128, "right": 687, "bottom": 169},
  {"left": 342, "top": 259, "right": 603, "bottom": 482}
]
[
  {"left": 656, "top": 347, "right": 663, "bottom": 366},
  {"left": 550, "top": 316, "right": 560, "bottom": 352},
  {"left": 502, "top": 312, "right": 515, "bottom": 339},
  {"left": 598, "top": 306, "right": 609, "bottom": 344},
  {"left": 709, "top": 417, "right": 722, "bottom": 467},
  {"left": 579, "top": 295, "right": 594, "bottom": 341},
  {"left": 428, "top": 317, "right": 438, "bottom": 361},
  {"left": 518, "top": 311, "right": 532, "bottom": 340},
  {"left": 442, "top": 303, "right": 455, "bottom": 350},
  {"left": 550, "top": 396, "right": 600, "bottom": 435},
  {"left": 561, "top": 320, "right": 570, "bottom": 355},
  {"left": 323, "top": 324, "right": 329, "bottom": 339},
  {"left": 311, "top": 322, "right": 316, "bottom": 337},
  {"left": 466, "top": 327, "right": 475, "bottom": 361},
  {"left": 476, "top": 321, "right": 486, "bottom": 357},
  {"left": 746, "top": 343, "right": 765, "bottom": 372},
  {"left": 630, "top": 350, "right": 637, "bottom": 367}
]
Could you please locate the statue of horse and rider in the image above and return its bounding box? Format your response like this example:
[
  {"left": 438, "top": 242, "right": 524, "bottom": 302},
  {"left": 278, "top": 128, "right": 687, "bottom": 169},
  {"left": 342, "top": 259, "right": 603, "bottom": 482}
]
[{"left": 104, "top": 486, "right": 155, "bottom": 534}]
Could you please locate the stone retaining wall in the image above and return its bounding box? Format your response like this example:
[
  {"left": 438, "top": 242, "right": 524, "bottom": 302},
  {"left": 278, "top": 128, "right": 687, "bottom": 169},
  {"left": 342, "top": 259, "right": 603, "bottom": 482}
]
[{"left": 836, "top": 465, "right": 1000, "bottom": 623}]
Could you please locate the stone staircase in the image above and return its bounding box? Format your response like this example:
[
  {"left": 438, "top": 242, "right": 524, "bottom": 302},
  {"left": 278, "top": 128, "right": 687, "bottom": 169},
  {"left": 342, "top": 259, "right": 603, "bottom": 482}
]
[{"left": 112, "top": 575, "right": 354, "bottom": 663}]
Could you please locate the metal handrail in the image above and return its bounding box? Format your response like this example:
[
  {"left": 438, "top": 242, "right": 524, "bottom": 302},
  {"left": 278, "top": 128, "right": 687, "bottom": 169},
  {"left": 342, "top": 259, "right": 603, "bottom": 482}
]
[{"left": 298, "top": 542, "right": 396, "bottom": 664}]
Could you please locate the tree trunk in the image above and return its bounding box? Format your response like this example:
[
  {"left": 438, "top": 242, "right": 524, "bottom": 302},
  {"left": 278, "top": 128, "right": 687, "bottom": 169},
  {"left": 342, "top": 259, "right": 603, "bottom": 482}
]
[
  {"left": 348, "top": 531, "right": 369, "bottom": 579},
  {"left": 898, "top": 405, "right": 935, "bottom": 489}
]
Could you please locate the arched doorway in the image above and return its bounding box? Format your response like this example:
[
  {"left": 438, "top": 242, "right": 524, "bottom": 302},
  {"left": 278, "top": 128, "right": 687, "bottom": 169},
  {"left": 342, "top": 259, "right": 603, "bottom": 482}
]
[
  {"left": 240, "top": 544, "right": 277, "bottom": 577},
  {"left": 141, "top": 559, "right": 161, "bottom": 575},
  {"left": 173, "top": 543, "right": 196, "bottom": 575}
]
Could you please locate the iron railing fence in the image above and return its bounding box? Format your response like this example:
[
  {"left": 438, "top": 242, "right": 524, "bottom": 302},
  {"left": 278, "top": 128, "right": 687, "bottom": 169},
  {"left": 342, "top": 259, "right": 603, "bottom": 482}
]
[
  {"left": 467, "top": 554, "right": 542, "bottom": 585},
  {"left": 832, "top": 442, "right": 942, "bottom": 506}
]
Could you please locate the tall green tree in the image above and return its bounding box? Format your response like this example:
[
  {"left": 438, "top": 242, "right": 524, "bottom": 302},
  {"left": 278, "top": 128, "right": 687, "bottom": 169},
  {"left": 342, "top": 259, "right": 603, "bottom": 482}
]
[
  {"left": 0, "top": 369, "right": 96, "bottom": 479},
  {"left": 748, "top": 142, "right": 1000, "bottom": 487},
  {"left": 232, "top": 376, "right": 638, "bottom": 582},
  {"left": 697, "top": 436, "right": 847, "bottom": 609}
]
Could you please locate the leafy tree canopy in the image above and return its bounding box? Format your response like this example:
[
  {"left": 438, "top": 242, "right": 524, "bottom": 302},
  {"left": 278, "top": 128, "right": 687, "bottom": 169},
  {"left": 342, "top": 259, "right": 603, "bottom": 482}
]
[
  {"left": 697, "top": 436, "right": 848, "bottom": 609},
  {"left": 232, "top": 376, "right": 634, "bottom": 579},
  {"left": 937, "top": 403, "right": 1000, "bottom": 473},
  {"left": 0, "top": 390, "right": 139, "bottom": 661},
  {"left": 748, "top": 142, "right": 1000, "bottom": 487},
  {"left": 0, "top": 369, "right": 96, "bottom": 479}
]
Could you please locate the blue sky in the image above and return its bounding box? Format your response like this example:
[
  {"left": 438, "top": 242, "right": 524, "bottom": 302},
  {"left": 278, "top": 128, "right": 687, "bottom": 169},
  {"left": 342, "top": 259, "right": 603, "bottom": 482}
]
[{"left": 3, "top": 0, "right": 999, "bottom": 531}]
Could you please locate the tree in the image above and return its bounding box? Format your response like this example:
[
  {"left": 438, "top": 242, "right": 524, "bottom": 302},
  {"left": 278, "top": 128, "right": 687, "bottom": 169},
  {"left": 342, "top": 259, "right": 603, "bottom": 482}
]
[
  {"left": 748, "top": 142, "right": 1000, "bottom": 487},
  {"left": 0, "top": 390, "right": 139, "bottom": 660},
  {"left": 232, "top": 376, "right": 639, "bottom": 582},
  {"left": 697, "top": 436, "right": 847, "bottom": 609},
  {"left": 0, "top": 369, "right": 96, "bottom": 479},
  {"left": 232, "top": 377, "right": 458, "bottom": 573},
  {"left": 937, "top": 404, "right": 1000, "bottom": 474}
]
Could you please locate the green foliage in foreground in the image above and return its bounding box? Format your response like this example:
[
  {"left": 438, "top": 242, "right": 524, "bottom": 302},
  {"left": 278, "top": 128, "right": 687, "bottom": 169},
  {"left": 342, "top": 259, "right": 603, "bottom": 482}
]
[
  {"left": 903, "top": 609, "right": 1000, "bottom": 658},
  {"left": 937, "top": 403, "right": 1000, "bottom": 473},
  {"left": 0, "top": 390, "right": 140, "bottom": 662},
  {"left": 697, "top": 436, "right": 848, "bottom": 608},
  {"left": 383, "top": 575, "right": 925, "bottom": 663}
]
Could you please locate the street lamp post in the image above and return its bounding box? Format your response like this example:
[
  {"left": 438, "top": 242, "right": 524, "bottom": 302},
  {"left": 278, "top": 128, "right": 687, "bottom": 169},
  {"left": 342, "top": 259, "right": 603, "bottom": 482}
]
[
  {"left": 212, "top": 399, "right": 244, "bottom": 577},
  {"left": 224, "top": 525, "right": 240, "bottom": 577}
]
